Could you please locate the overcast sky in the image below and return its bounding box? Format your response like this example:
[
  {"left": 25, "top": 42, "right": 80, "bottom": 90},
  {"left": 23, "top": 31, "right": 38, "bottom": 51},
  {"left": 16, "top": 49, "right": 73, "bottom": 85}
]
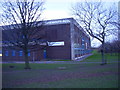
[
  {"left": 0, "top": 0, "right": 119, "bottom": 47},
  {"left": 42, "top": 0, "right": 119, "bottom": 20},
  {"left": 42, "top": 0, "right": 119, "bottom": 47}
]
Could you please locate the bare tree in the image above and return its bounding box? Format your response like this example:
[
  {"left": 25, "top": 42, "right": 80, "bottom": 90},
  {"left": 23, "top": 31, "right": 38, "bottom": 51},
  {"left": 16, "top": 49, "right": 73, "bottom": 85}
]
[
  {"left": 72, "top": 1, "right": 117, "bottom": 65},
  {"left": 99, "top": 40, "right": 120, "bottom": 54},
  {"left": 1, "top": 0, "right": 45, "bottom": 69}
]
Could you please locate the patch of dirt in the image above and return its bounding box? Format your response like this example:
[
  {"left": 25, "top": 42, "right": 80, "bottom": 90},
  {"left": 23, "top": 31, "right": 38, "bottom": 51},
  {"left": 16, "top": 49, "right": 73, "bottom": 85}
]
[
  {"left": 3, "top": 70, "right": 118, "bottom": 88},
  {"left": 3, "top": 63, "right": 119, "bottom": 88}
]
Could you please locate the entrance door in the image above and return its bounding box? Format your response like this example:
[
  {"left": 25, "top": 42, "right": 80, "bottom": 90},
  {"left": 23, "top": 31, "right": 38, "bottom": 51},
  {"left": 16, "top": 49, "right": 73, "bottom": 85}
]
[{"left": 43, "top": 49, "right": 47, "bottom": 59}]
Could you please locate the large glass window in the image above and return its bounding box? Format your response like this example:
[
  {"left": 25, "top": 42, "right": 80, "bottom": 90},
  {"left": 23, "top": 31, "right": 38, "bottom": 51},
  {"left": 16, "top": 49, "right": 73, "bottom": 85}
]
[
  {"left": 0, "top": 50, "right": 2, "bottom": 56},
  {"left": 19, "top": 51, "right": 23, "bottom": 56},
  {"left": 85, "top": 43, "right": 88, "bottom": 49},
  {"left": 28, "top": 50, "right": 30, "bottom": 56},
  {"left": 5, "top": 51, "right": 8, "bottom": 56},
  {"left": 12, "top": 50, "right": 15, "bottom": 56}
]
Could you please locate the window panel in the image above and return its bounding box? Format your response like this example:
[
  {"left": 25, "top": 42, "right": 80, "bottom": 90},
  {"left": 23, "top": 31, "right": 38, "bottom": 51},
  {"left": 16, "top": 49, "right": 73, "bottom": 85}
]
[
  {"left": 5, "top": 51, "right": 8, "bottom": 56},
  {"left": 19, "top": 51, "right": 23, "bottom": 56},
  {"left": 0, "top": 50, "right": 2, "bottom": 56},
  {"left": 28, "top": 50, "right": 30, "bottom": 56},
  {"left": 12, "top": 50, "right": 15, "bottom": 56}
]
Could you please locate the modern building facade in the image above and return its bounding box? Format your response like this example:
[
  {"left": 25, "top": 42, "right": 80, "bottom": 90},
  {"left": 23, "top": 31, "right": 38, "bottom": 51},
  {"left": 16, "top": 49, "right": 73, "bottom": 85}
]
[{"left": 2, "top": 18, "right": 91, "bottom": 61}]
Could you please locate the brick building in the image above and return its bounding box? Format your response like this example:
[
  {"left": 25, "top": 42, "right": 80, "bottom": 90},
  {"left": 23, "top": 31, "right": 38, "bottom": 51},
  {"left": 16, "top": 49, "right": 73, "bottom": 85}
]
[{"left": 2, "top": 18, "right": 91, "bottom": 61}]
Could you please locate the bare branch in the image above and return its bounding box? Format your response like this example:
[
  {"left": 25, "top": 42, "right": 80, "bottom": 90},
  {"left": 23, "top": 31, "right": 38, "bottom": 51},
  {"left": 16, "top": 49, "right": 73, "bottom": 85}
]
[{"left": 1, "top": 0, "right": 45, "bottom": 69}]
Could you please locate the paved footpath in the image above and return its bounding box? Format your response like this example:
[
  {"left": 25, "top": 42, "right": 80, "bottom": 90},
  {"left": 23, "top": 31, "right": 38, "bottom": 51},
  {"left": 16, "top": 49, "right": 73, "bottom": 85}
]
[
  {"left": 1, "top": 54, "right": 92, "bottom": 64},
  {"left": 1, "top": 61, "right": 119, "bottom": 64},
  {"left": 1, "top": 54, "right": 120, "bottom": 64}
]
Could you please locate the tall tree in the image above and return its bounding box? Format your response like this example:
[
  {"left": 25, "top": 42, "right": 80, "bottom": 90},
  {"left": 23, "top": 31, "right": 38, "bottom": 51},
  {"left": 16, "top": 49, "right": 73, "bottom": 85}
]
[
  {"left": 72, "top": 1, "right": 117, "bottom": 65},
  {"left": 1, "top": 0, "right": 45, "bottom": 69}
]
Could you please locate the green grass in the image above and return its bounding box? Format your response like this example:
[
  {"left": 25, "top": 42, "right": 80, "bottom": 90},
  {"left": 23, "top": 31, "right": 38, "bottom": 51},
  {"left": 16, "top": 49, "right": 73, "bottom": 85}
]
[
  {"left": 2, "top": 62, "right": 118, "bottom": 88},
  {"left": 82, "top": 51, "right": 119, "bottom": 62},
  {"left": 48, "top": 59, "right": 71, "bottom": 61},
  {"left": 15, "top": 75, "right": 118, "bottom": 88},
  {"left": 2, "top": 50, "right": 119, "bottom": 88},
  {"left": 46, "top": 75, "right": 118, "bottom": 88},
  {"left": 2, "top": 63, "right": 98, "bottom": 71}
]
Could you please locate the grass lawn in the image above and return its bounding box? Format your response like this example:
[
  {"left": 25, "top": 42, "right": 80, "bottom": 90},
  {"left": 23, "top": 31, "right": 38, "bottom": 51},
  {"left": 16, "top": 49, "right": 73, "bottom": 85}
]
[
  {"left": 81, "top": 50, "right": 119, "bottom": 62},
  {"left": 2, "top": 51, "right": 119, "bottom": 88},
  {"left": 2, "top": 62, "right": 119, "bottom": 88},
  {"left": 48, "top": 59, "right": 71, "bottom": 61}
]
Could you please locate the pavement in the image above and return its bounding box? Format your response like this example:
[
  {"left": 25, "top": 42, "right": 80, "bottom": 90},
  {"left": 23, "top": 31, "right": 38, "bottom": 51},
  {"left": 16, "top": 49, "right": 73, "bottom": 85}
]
[
  {"left": 1, "top": 54, "right": 119, "bottom": 64},
  {"left": 75, "top": 54, "right": 93, "bottom": 61}
]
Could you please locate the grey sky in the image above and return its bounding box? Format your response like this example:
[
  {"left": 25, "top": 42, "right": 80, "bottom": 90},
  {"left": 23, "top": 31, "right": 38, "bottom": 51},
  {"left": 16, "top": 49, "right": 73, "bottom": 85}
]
[
  {"left": 42, "top": 0, "right": 119, "bottom": 47},
  {"left": 0, "top": 0, "right": 119, "bottom": 47},
  {"left": 42, "top": 0, "right": 119, "bottom": 20}
]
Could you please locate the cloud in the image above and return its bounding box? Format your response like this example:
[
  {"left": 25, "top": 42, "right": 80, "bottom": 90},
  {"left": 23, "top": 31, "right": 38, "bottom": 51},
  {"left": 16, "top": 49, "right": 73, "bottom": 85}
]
[{"left": 42, "top": 10, "right": 71, "bottom": 20}]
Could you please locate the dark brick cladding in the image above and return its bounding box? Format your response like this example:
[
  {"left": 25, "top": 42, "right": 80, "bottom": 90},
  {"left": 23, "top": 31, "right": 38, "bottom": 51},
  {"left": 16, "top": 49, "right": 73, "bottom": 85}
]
[
  {"left": 45, "top": 24, "right": 71, "bottom": 60},
  {"left": 2, "top": 23, "right": 71, "bottom": 61},
  {"left": 2, "top": 18, "right": 91, "bottom": 61}
]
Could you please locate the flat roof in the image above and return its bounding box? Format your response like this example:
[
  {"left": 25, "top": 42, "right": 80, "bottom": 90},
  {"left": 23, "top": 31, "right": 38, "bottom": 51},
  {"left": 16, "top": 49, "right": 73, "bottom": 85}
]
[
  {"left": 1, "top": 18, "right": 90, "bottom": 39},
  {"left": 42, "top": 18, "right": 90, "bottom": 38}
]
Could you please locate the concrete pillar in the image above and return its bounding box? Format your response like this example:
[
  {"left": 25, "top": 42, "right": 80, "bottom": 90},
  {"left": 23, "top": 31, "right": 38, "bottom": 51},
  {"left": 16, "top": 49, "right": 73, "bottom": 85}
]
[{"left": 70, "top": 18, "right": 75, "bottom": 60}]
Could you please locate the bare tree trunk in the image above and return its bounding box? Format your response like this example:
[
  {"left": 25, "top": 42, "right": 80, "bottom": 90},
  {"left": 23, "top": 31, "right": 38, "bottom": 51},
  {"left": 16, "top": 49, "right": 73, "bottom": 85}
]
[
  {"left": 110, "top": 50, "right": 113, "bottom": 56},
  {"left": 101, "top": 42, "right": 107, "bottom": 65},
  {"left": 1, "top": 0, "right": 45, "bottom": 69},
  {"left": 72, "top": 1, "right": 117, "bottom": 66},
  {"left": 24, "top": 47, "right": 31, "bottom": 69},
  {"left": 101, "top": 50, "right": 104, "bottom": 64}
]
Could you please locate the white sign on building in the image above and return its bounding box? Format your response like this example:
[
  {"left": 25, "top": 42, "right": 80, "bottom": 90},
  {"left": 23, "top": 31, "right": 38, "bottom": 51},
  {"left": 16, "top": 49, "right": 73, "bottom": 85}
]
[{"left": 48, "top": 41, "right": 64, "bottom": 46}]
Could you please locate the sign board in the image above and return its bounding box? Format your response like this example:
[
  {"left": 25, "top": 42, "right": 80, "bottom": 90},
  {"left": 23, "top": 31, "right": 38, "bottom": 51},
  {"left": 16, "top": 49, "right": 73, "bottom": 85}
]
[{"left": 48, "top": 41, "right": 64, "bottom": 46}]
